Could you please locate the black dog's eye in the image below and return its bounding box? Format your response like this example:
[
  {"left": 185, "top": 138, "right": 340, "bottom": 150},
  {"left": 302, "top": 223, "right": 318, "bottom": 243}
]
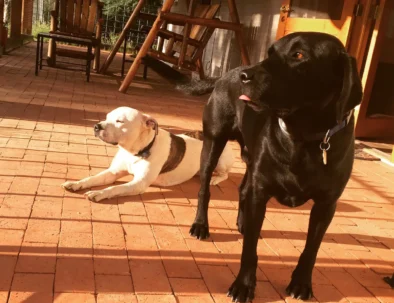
[{"left": 292, "top": 52, "right": 304, "bottom": 59}]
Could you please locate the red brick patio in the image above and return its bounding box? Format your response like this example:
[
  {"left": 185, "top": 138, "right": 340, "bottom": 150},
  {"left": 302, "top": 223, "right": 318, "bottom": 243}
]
[{"left": 0, "top": 43, "right": 393, "bottom": 303}]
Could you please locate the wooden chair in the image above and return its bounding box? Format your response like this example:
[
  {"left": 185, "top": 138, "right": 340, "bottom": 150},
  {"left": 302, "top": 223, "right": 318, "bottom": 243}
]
[
  {"left": 47, "top": 0, "right": 104, "bottom": 71},
  {"left": 146, "top": 3, "right": 220, "bottom": 79}
]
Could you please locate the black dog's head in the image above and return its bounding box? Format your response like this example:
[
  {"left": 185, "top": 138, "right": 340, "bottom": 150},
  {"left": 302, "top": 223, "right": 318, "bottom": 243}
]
[{"left": 240, "top": 32, "right": 362, "bottom": 122}]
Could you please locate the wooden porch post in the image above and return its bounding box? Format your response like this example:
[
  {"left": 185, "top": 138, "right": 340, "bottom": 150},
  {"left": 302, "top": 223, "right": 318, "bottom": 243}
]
[
  {"left": 10, "top": 0, "right": 23, "bottom": 39},
  {"left": 119, "top": 0, "right": 175, "bottom": 93},
  {"left": 0, "top": 0, "right": 4, "bottom": 51},
  {"left": 100, "top": 0, "right": 146, "bottom": 74},
  {"left": 22, "top": 0, "right": 34, "bottom": 35}
]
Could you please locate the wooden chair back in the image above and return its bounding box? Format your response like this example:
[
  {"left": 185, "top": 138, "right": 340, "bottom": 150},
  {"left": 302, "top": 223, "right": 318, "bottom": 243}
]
[{"left": 53, "top": 0, "right": 103, "bottom": 36}]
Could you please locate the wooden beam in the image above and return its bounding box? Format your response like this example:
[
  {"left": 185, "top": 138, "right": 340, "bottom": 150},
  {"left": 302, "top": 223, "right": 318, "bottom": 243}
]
[
  {"left": 157, "top": 21, "right": 167, "bottom": 52},
  {"left": 227, "top": 0, "right": 250, "bottom": 65},
  {"left": 147, "top": 49, "right": 197, "bottom": 70},
  {"left": 139, "top": 12, "right": 159, "bottom": 22},
  {"left": 160, "top": 12, "right": 243, "bottom": 32},
  {"left": 191, "top": 26, "right": 214, "bottom": 63},
  {"left": 0, "top": 0, "right": 4, "bottom": 49},
  {"left": 119, "top": 0, "right": 176, "bottom": 93},
  {"left": 157, "top": 29, "right": 202, "bottom": 47},
  {"left": 178, "top": 0, "right": 195, "bottom": 67},
  {"left": 100, "top": 0, "right": 145, "bottom": 74}
]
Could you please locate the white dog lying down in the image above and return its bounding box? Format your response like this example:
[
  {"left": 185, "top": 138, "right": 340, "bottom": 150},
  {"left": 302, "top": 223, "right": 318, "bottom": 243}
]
[{"left": 62, "top": 107, "right": 234, "bottom": 202}]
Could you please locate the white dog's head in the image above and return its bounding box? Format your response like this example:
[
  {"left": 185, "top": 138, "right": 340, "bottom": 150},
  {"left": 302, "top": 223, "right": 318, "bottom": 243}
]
[{"left": 94, "top": 107, "right": 157, "bottom": 153}]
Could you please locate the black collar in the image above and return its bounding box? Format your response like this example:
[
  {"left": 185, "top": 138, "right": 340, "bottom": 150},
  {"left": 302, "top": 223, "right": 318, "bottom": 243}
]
[{"left": 136, "top": 124, "right": 159, "bottom": 158}]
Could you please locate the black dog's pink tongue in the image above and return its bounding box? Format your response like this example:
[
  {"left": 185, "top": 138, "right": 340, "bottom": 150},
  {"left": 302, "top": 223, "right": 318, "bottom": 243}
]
[{"left": 239, "top": 95, "right": 251, "bottom": 102}]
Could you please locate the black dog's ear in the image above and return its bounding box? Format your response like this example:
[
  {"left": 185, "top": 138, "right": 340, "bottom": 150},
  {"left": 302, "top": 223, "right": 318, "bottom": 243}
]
[{"left": 336, "top": 52, "right": 363, "bottom": 122}]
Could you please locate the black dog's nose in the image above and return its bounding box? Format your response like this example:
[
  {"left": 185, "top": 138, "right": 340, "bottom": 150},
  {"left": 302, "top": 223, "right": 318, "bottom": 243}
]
[
  {"left": 240, "top": 70, "right": 254, "bottom": 83},
  {"left": 94, "top": 123, "right": 103, "bottom": 132}
]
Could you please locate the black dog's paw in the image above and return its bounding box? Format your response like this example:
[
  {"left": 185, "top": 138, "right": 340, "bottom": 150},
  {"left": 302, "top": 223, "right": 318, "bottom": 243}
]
[
  {"left": 236, "top": 221, "right": 244, "bottom": 235},
  {"left": 189, "top": 222, "right": 210, "bottom": 240},
  {"left": 236, "top": 211, "right": 244, "bottom": 235},
  {"left": 286, "top": 278, "right": 313, "bottom": 300},
  {"left": 383, "top": 274, "right": 394, "bottom": 288},
  {"left": 227, "top": 276, "right": 255, "bottom": 303}
]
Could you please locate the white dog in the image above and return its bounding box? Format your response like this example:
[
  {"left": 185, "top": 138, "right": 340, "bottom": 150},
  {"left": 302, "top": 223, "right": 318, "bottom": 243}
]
[{"left": 62, "top": 107, "right": 234, "bottom": 202}]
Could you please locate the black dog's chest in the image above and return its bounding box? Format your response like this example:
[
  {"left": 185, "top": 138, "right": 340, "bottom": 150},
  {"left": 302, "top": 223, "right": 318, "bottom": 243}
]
[
  {"left": 258, "top": 154, "right": 314, "bottom": 207},
  {"left": 243, "top": 118, "right": 325, "bottom": 207}
]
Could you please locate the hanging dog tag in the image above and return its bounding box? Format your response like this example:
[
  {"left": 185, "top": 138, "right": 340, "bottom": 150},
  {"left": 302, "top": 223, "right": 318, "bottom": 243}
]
[
  {"left": 320, "top": 141, "right": 330, "bottom": 166},
  {"left": 322, "top": 149, "right": 327, "bottom": 165}
]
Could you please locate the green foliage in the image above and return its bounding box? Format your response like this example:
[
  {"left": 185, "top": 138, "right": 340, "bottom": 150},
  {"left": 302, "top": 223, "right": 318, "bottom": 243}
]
[
  {"left": 102, "top": 0, "right": 137, "bottom": 15},
  {"left": 102, "top": 32, "right": 121, "bottom": 48},
  {"left": 102, "top": 0, "right": 163, "bottom": 16},
  {"left": 32, "top": 23, "right": 51, "bottom": 41}
]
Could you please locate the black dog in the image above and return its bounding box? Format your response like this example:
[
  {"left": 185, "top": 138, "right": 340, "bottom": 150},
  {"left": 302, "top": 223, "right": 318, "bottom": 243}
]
[{"left": 187, "top": 32, "right": 363, "bottom": 302}]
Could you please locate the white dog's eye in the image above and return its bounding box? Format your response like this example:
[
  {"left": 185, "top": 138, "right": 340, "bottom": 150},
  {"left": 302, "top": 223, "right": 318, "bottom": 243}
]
[{"left": 116, "top": 120, "right": 124, "bottom": 123}]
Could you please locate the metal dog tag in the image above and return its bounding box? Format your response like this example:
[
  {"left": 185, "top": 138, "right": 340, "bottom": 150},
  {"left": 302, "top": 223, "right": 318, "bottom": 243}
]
[
  {"left": 322, "top": 149, "right": 327, "bottom": 165},
  {"left": 320, "top": 143, "right": 330, "bottom": 165},
  {"left": 320, "top": 130, "right": 331, "bottom": 166}
]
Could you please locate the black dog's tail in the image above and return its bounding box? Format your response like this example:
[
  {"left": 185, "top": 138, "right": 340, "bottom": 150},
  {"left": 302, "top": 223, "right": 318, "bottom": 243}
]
[
  {"left": 183, "top": 130, "right": 204, "bottom": 140},
  {"left": 142, "top": 56, "right": 218, "bottom": 95},
  {"left": 175, "top": 78, "right": 219, "bottom": 96}
]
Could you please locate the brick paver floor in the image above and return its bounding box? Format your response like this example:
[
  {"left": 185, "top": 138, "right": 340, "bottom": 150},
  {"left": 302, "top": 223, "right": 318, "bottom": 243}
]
[{"left": 0, "top": 44, "right": 393, "bottom": 303}]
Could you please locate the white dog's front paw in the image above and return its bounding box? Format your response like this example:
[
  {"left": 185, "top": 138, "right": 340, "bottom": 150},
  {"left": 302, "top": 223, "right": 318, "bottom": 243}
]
[
  {"left": 210, "top": 173, "right": 228, "bottom": 186},
  {"left": 62, "top": 181, "right": 83, "bottom": 192},
  {"left": 84, "top": 190, "right": 107, "bottom": 202}
]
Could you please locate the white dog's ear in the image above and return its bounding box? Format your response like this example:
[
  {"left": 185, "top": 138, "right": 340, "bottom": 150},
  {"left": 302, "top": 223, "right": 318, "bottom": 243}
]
[{"left": 142, "top": 114, "right": 159, "bottom": 134}]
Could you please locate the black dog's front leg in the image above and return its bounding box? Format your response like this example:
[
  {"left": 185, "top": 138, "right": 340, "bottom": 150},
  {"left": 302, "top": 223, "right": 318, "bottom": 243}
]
[
  {"left": 228, "top": 185, "right": 269, "bottom": 302},
  {"left": 190, "top": 136, "right": 227, "bottom": 240},
  {"left": 236, "top": 145, "right": 249, "bottom": 235},
  {"left": 236, "top": 167, "right": 248, "bottom": 235},
  {"left": 286, "top": 200, "right": 337, "bottom": 300}
]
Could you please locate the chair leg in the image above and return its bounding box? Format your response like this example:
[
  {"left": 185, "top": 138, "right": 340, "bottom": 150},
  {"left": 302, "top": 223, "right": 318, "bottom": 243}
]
[
  {"left": 94, "top": 46, "right": 100, "bottom": 72},
  {"left": 87, "top": 45, "right": 92, "bottom": 82},
  {"left": 35, "top": 35, "right": 40, "bottom": 76},
  {"left": 47, "top": 39, "right": 57, "bottom": 67},
  {"left": 196, "top": 58, "right": 205, "bottom": 79},
  {"left": 40, "top": 37, "right": 44, "bottom": 70}
]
